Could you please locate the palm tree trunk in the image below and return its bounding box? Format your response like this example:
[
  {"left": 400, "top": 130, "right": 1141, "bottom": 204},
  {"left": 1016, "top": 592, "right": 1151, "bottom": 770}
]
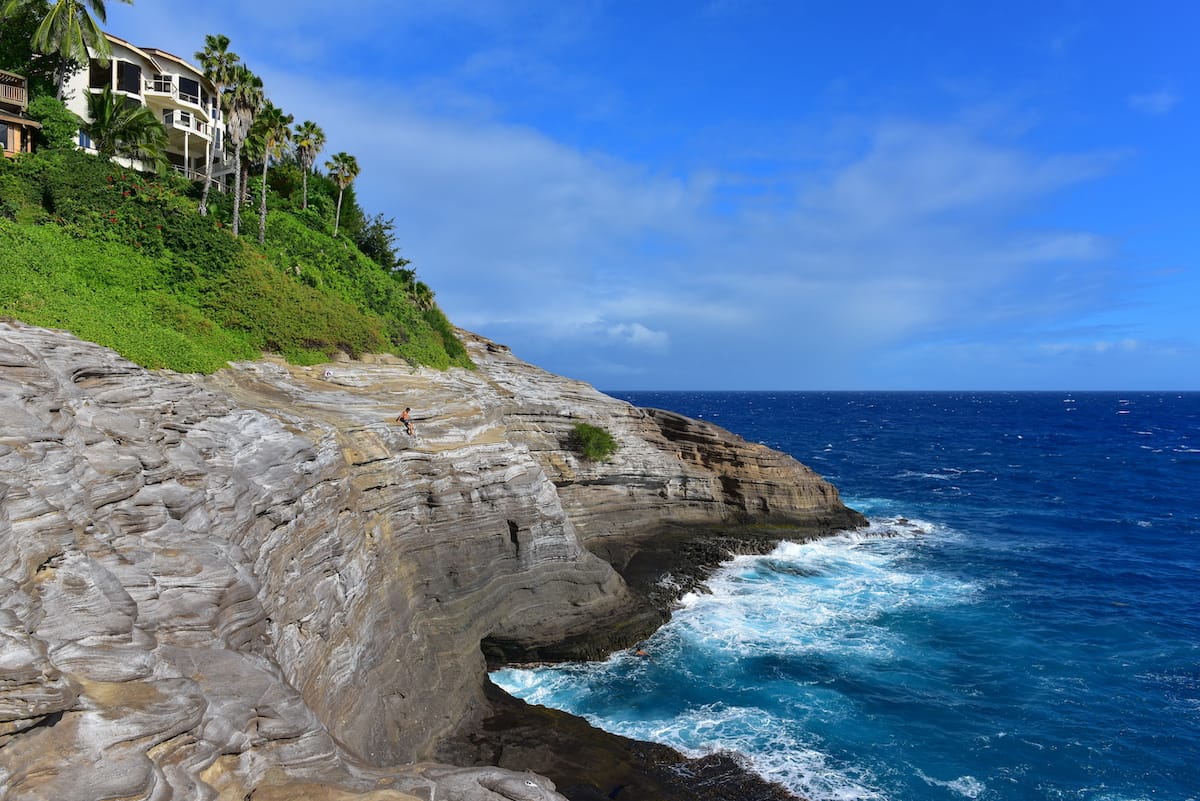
[
  {"left": 334, "top": 188, "right": 344, "bottom": 236},
  {"left": 231, "top": 142, "right": 243, "bottom": 236},
  {"left": 199, "top": 138, "right": 214, "bottom": 216},
  {"left": 55, "top": 55, "right": 68, "bottom": 101},
  {"left": 301, "top": 171, "right": 309, "bottom": 210},
  {"left": 258, "top": 158, "right": 269, "bottom": 245}
]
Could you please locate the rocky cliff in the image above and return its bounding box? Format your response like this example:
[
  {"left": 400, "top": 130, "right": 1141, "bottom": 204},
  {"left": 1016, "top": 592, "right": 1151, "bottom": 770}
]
[{"left": 0, "top": 320, "right": 864, "bottom": 800}]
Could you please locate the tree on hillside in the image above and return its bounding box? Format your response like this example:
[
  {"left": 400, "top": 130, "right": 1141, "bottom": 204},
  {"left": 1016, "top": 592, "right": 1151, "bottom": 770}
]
[
  {"left": 222, "top": 63, "right": 262, "bottom": 237},
  {"left": 1, "top": 0, "right": 133, "bottom": 99},
  {"left": 0, "top": 1, "right": 58, "bottom": 96},
  {"left": 82, "top": 84, "right": 167, "bottom": 171},
  {"left": 325, "top": 151, "right": 358, "bottom": 237},
  {"left": 194, "top": 33, "right": 239, "bottom": 217},
  {"left": 292, "top": 119, "right": 324, "bottom": 211},
  {"left": 253, "top": 101, "right": 292, "bottom": 245}
]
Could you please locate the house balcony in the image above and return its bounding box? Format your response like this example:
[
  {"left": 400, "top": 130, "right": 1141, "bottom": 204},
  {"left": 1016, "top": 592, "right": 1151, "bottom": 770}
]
[
  {"left": 162, "top": 108, "right": 211, "bottom": 140},
  {"left": 143, "top": 75, "right": 203, "bottom": 110},
  {"left": 0, "top": 70, "right": 29, "bottom": 112}
]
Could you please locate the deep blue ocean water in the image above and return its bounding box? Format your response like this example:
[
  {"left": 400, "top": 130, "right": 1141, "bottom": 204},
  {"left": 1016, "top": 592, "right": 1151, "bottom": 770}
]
[{"left": 493, "top": 392, "right": 1200, "bottom": 801}]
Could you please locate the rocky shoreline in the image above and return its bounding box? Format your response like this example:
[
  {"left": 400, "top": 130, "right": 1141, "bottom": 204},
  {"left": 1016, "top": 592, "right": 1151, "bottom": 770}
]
[
  {"left": 0, "top": 320, "right": 865, "bottom": 800},
  {"left": 448, "top": 522, "right": 868, "bottom": 801}
]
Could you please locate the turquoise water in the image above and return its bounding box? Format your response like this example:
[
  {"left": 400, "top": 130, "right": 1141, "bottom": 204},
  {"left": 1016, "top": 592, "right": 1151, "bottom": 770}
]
[{"left": 493, "top": 392, "right": 1200, "bottom": 801}]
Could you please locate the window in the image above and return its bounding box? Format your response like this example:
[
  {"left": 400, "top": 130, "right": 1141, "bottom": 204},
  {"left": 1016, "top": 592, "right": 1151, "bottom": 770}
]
[
  {"left": 151, "top": 74, "right": 171, "bottom": 93},
  {"left": 116, "top": 61, "right": 141, "bottom": 94},
  {"left": 79, "top": 130, "right": 92, "bottom": 149},
  {"left": 179, "top": 77, "right": 199, "bottom": 104},
  {"left": 0, "top": 122, "right": 9, "bottom": 152},
  {"left": 89, "top": 62, "right": 111, "bottom": 89}
]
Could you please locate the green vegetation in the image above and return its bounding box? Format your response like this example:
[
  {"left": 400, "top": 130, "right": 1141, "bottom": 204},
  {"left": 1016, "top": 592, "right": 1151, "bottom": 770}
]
[
  {"left": 0, "top": 148, "right": 472, "bottom": 372},
  {"left": 26, "top": 94, "right": 82, "bottom": 149},
  {"left": 1, "top": 0, "right": 132, "bottom": 98},
  {"left": 82, "top": 86, "right": 169, "bottom": 172},
  {"left": 0, "top": 17, "right": 468, "bottom": 375},
  {"left": 193, "top": 33, "right": 239, "bottom": 217},
  {"left": 568, "top": 422, "right": 619, "bottom": 462},
  {"left": 326, "top": 151, "right": 359, "bottom": 236}
]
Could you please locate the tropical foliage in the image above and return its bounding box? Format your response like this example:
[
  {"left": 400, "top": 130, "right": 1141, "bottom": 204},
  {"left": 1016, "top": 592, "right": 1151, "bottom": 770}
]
[
  {"left": 252, "top": 101, "right": 291, "bottom": 244},
  {"left": 26, "top": 94, "right": 82, "bottom": 149},
  {"left": 81, "top": 85, "right": 168, "bottom": 171},
  {"left": 194, "top": 32, "right": 239, "bottom": 216},
  {"left": 0, "top": 149, "right": 471, "bottom": 371},
  {"left": 0, "top": 0, "right": 59, "bottom": 96},
  {"left": 0, "top": 21, "right": 469, "bottom": 372},
  {"left": 292, "top": 120, "right": 324, "bottom": 210},
  {"left": 325, "top": 151, "right": 358, "bottom": 236},
  {"left": 0, "top": 0, "right": 133, "bottom": 98},
  {"left": 221, "top": 64, "right": 262, "bottom": 236}
]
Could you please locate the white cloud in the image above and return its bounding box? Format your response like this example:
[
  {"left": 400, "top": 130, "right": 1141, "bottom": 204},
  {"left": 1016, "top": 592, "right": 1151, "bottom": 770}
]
[
  {"left": 100, "top": 1, "right": 1166, "bottom": 388},
  {"left": 605, "top": 323, "right": 669, "bottom": 351},
  {"left": 1128, "top": 88, "right": 1180, "bottom": 115},
  {"left": 1039, "top": 339, "right": 1141, "bottom": 355}
]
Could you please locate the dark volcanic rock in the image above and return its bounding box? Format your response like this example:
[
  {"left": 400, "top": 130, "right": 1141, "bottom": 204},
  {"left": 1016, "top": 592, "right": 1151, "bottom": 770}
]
[{"left": 438, "top": 680, "right": 804, "bottom": 801}]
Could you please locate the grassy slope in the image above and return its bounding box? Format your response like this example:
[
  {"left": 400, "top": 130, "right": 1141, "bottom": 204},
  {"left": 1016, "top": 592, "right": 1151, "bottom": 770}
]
[{"left": 0, "top": 149, "right": 472, "bottom": 373}]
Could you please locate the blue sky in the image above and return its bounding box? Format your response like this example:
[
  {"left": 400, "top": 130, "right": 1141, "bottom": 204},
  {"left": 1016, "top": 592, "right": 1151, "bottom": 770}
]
[{"left": 104, "top": 1, "right": 1198, "bottom": 390}]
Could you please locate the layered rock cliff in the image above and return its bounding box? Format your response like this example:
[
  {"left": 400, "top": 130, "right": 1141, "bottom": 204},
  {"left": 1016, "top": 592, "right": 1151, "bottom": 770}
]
[{"left": 0, "top": 320, "right": 864, "bottom": 800}]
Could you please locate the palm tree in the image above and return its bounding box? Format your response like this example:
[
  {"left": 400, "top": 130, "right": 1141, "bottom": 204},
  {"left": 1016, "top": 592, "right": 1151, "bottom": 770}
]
[
  {"left": 0, "top": 0, "right": 133, "bottom": 99},
  {"left": 82, "top": 85, "right": 168, "bottom": 171},
  {"left": 325, "top": 151, "right": 359, "bottom": 236},
  {"left": 252, "top": 101, "right": 292, "bottom": 245},
  {"left": 194, "top": 33, "right": 239, "bottom": 217},
  {"left": 292, "top": 120, "right": 325, "bottom": 210},
  {"left": 222, "top": 64, "right": 262, "bottom": 237}
]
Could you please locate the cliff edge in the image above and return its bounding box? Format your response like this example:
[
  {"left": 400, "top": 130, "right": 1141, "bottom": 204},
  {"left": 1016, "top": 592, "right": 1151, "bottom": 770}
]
[{"left": 0, "top": 320, "right": 864, "bottom": 800}]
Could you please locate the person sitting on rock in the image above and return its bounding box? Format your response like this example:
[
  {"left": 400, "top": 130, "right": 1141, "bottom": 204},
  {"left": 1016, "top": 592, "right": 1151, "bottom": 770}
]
[{"left": 395, "top": 407, "right": 414, "bottom": 436}]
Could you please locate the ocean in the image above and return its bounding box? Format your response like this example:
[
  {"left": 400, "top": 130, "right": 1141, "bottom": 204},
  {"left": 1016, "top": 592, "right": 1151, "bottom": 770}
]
[{"left": 492, "top": 392, "right": 1200, "bottom": 801}]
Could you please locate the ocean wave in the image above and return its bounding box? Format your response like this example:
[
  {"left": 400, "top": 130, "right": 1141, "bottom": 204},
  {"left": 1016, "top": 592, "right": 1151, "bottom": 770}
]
[{"left": 607, "top": 702, "right": 887, "bottom": 801}]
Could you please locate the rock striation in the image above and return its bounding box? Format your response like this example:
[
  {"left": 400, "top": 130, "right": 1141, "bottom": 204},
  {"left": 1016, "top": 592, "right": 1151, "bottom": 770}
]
[{"left": 0, "top": 320, "right": 864, "bottom": 800}]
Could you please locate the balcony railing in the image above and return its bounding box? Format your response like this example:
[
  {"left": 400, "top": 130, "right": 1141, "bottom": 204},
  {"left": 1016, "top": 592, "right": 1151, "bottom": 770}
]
[
  {"left": 162, "top": 109, "right": 210, "bottom": 138},
  {"left": 170, "top": 163, "right": 204, "bottom": 180},
  {"left": 0, "top": 79, "right": 28, "bottom": 112}
]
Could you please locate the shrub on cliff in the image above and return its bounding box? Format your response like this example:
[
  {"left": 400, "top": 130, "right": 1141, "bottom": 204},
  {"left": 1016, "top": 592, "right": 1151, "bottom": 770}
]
[{"left": 569, "top": 422, "right": 619, "bottom": 462}]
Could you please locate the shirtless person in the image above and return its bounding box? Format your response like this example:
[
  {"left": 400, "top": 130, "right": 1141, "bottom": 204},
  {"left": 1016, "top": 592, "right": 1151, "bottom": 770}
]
[{"left": 395, "top": 407, "right": 414, "bottom": 436}]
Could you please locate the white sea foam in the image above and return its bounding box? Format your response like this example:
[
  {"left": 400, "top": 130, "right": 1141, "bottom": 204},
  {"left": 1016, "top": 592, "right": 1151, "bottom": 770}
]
[
  {"left": 608, "top": 702, "right": 887, "bottom": 801},
  {"left": 666, "top": 527, "right": 978, "bottom": 663},
  {"left": 915, "top": 769, "right": 986, "bottom": 798},
  {"left": 495, "top": 518, "right": 981, "bottom": 801}
]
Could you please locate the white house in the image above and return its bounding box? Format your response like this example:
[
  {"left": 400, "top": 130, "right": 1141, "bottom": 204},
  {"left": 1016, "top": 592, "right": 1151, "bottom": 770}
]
[{"left": 64, "top": 33, "right": 230, "bottom": 184}]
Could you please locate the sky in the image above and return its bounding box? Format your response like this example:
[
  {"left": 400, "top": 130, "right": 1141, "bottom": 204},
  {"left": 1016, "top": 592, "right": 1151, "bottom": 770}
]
[{"left": 101, "top": 1, "right": 1198, "bottom": 390}]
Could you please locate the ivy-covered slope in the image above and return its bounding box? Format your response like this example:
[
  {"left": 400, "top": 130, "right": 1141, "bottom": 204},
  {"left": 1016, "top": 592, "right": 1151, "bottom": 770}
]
[{"left": 0, "top": 149, "right": 471, "bottom": 373}]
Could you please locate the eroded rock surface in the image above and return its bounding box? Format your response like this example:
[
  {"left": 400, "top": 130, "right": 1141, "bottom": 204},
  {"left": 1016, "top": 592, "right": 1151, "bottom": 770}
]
[{"left": 0, "top": 321, "right": 862, "bottom": 800}]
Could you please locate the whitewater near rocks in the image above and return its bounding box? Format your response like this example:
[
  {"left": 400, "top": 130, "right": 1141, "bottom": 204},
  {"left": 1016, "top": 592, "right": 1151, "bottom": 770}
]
[{"left": 0, "top": 320, "right": 861, "bottom": 800}]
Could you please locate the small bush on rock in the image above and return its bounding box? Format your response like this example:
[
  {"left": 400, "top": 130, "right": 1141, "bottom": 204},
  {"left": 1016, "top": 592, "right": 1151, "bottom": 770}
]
[{"left": 569, "top": 422, "right": 618, "bottom": 461}]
